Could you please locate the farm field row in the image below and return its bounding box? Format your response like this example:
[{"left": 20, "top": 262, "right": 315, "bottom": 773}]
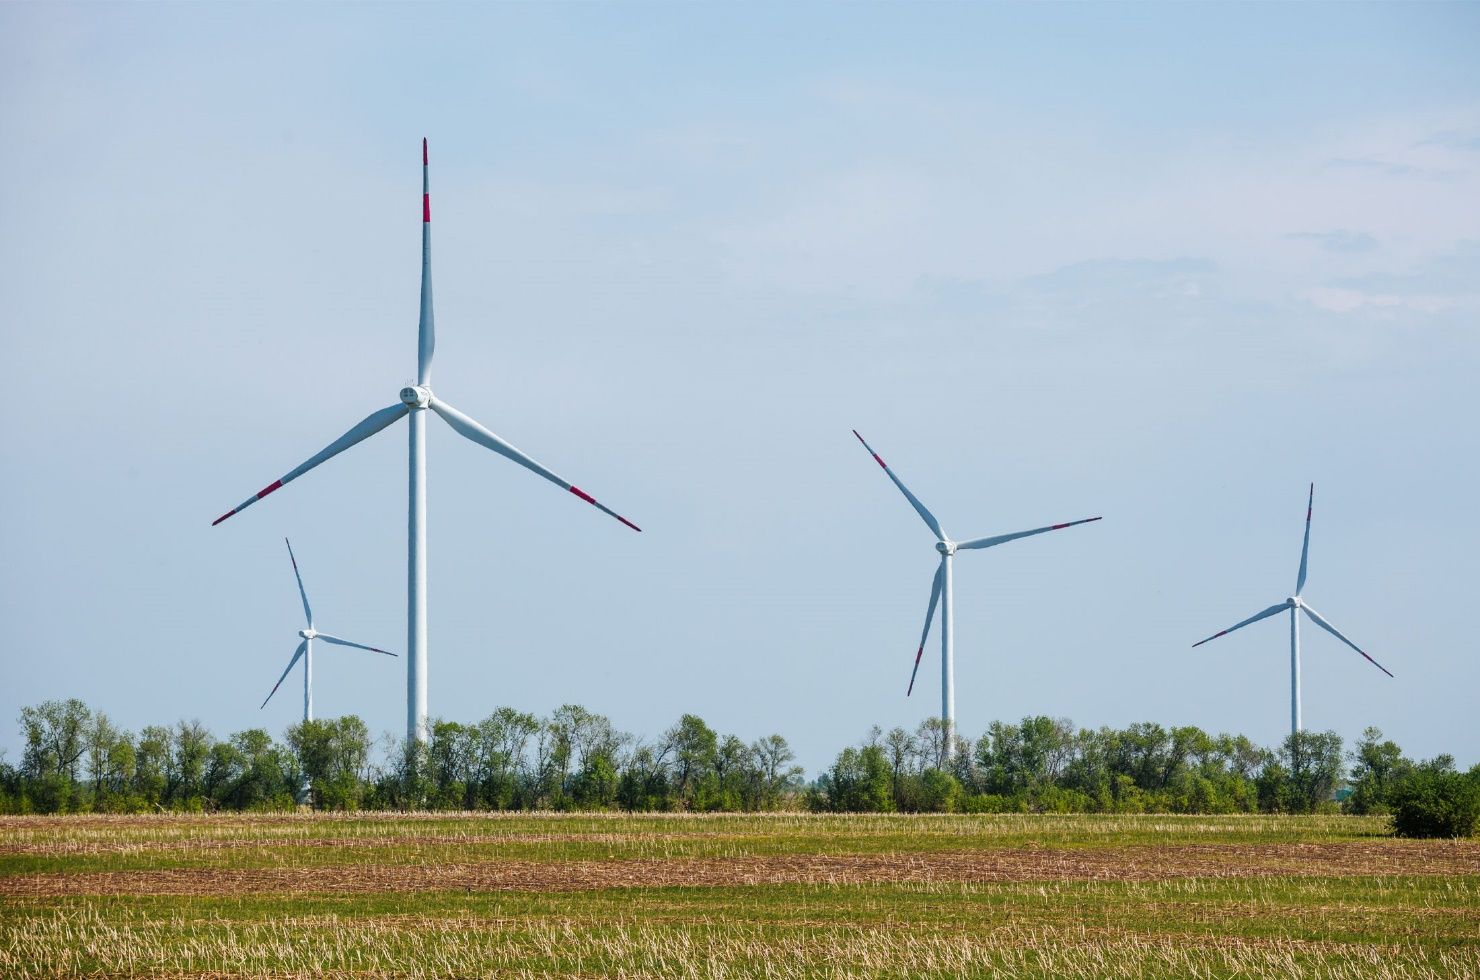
[
  {"left": 0, "top": 812, "right": 1401, "bottom": 872},
  {"left": 2, "top": 813, "right": 1476, "bottom": 978}
]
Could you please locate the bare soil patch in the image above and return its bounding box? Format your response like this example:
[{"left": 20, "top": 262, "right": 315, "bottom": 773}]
[{"left": 4, "top": 841, "right": 1476, "bottom": 897}]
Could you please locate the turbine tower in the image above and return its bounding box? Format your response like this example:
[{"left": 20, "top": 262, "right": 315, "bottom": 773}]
[
  {"left": 852, "top": 430, "right": 1101, "bottom": 758},
  {"left": 261, "top": 538, "right": 397, "bottom": 723},
  {"left": 1191, "top": 484, "right": 1393, "bottom": 737},
  {"left": 216, "top": 141, "right": 641, "bottom": 743}
]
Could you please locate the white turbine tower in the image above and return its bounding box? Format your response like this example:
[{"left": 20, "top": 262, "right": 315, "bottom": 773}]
[
  {"left": 1191, "top": 484, "right": 1393, "bottom": 737},
  {"left": 261, "top": 538, "right": 397, "bottom": 723},
  {"left": 852, "top": 430, "right": 1101, "bottom": 757},
  {"left": 215, "top": 140, "right": 641, "bottom": 744}
]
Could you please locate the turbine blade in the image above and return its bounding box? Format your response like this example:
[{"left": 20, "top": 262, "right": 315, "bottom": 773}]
[
  {"left": 428, "top": 397, "right": 641, "bottom": 531},
  {"left": 316, "top": 632, "right": 398, "bottom": 657},
  {"left": 261, "top": 640, "right": 307, "bottom": 709},
  {"left": 1191, "top": 602, "right": 1289, "bottom": 648},
  {"left": 418, "top": 137, "right": 435, "bottom": 385},
  {"left": 1296, "top": 483, "right": 1313, "bottom": 595},
  {"left": 907, "top": 560, "right": 945, "bottom": 697},
  {"left": 1300, "top": 603, "right": 1393, "bottom": 677},
  {"left": 212, "top": 403, "right": 410, "bottom": 526},
  {"left": 851, "top": 430, "right": 944, "bottom": 541},
  {"left": 956, "top": 516, "right": 1102, "bottom": 551},
  {"left": 285, "top": 538, "right": 313, "bottom": 627}
]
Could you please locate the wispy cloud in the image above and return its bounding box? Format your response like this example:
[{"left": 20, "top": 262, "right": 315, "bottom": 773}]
[
  {"left": 1417, "top": 129, "right": 1480, "bottom": 152},
  {"left": 1323, "top": 156, "right": 1463, "bottom": 181},
  {"left": 1285, "top": 230, "right": 1379, "bottom": 254},
  {"left": 1301, "top": 240, "right": 1480, "bottom": 315},
  {"left": 1022, "top": 257, "right": 1214, "bottom": 300}
]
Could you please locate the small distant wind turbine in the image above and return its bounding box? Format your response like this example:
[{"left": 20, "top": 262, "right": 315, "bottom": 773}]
[
  {"left": 852, "top": 430, "right": 1102, "bottom": 757},
  {"left": 1191, "top": 484, "right": 1393, "bottom": 737},
  {"left": 262, "top": 538, "right": 397, "bottom": 723}
]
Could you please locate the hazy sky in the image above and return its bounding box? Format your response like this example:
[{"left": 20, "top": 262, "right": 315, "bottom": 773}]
[{"left": 3, "top": 3, "right": 1478, "bottom": 774}]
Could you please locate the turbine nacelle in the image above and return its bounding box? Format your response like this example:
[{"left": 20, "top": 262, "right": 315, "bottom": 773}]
[
  {"left": 399, "top": 385, "right": 432, "bottom": 408},
  {"left": 298, "top": 628, "right": 318, "bottom": 640},
  {"left": 1287, "top": 596, "right": 1301, "bottom": 609},
  {"left": 935, "top": 540, "right": 957, "bottom": 556}
]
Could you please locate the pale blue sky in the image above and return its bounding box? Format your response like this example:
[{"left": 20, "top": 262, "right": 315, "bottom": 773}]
[{"left": 2, "top": 3, "right": 1478, "bottom": 773}]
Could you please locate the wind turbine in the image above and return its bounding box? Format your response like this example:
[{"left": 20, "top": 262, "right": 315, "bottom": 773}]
[
  {"left": 1191, "top": 484, "right": 1392, "bottom": 737},
  {"left": 261, "top": 538, "right": 397, "bottom": 723},
  {"left": 215, "top": 140, "right": 641, "bottom": 744},
  {"left": 852, "top": 430, "right": 1101, "bottom": 757}
]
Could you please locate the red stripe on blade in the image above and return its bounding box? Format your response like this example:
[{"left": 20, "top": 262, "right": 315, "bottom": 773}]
[
  {"left": 423, "top": 194, "right": 430, "bottom": 222},
  {"left": 1357, "top": 650, "right": 1393, "bottom": 677},
  {"left": 256, "top": 480, "right": 283, "bottom": 500},
  {"left": 569, "top": 486, "right": 596, "bottom": 505}
]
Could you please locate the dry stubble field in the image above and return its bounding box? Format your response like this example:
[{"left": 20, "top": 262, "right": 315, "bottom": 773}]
[{"left": 1, "top": 811, "right": 1477, "bottom": 978}]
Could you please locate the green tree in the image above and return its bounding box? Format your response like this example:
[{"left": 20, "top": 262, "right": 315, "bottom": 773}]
[
  {"left": 976, "top": 716, "right": 1076, "bottom": 799},
  {"left": 427, "top": 720, "right": 473, "bottom": 808},
  {"left": 1282, "top": 730, "right": 1344, "bottom": 814},
  {"left": 919, "top": 768, "right": 962, "bottom": 812},
  {"left": 19, "top": 699, "right": 93, "bottom": 810},
  {"left": 84, "top": 713, "right": 133, "bottom": 810},
  {"left": 170, "top": 720, "right": 212, "bottom": 809},
  {"left": 617, "top": 742, "right": 674, "bottom": 811},
  {"left": 545, "top": 705, "right": 626, "bottom": 810},
  {"left": 747, "top": 734, "right": 802, "bottom": 810},
  {"left": 468, "top": 708, "right": 540, "bottom": 809},
  {"left": 212, "top": 729, "right": 291, "bottom": 810},
  {"left": 1389, "top": 758, "right": 1480, "bottom": 838},
  {"left": 1346, "top": 727, "right": 1412, "bottom": 815},
  {"left": 815, "top": 744, "right": 894, "bottom": 813},
  {"left": 132, "top": 726, "right": 172, "bottom": 807},
  {"left": 202, "top": 739, "right": 245, "bottom": 810},
  {"left": 664, "top": 714, "right": 719, "bottom": 808},
  {"left": 699, "top": 734, "right": 750, "bottom": 811},
  {"left": 287, "top": 716, "right": 371, "bottom": 809}
]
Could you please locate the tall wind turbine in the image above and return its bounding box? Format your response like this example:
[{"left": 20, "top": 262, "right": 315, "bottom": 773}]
[
  {"left": 261, "top": 538, "right": 397, "bottom": 723},
  {"left": 215, "top": 140, "right": 641, "bottom": 743},
  {"left": 852, "top": 430, "right": 1101, "bottom": 757},
  {"left": 1191, "top": 484, "right": 1393, "bottom": 737}
]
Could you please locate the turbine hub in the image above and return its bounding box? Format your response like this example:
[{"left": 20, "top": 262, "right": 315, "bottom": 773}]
[
  {"left": 299, "top": 628, "right": 316, "bottom": 640},
  {"left": 399, "top": 385, "right": 432, "bottom": 408},
  {"left": 1287, "top": 596, "right": 1300, "bottom": 608},
  {"left": 935, "top": 540, "right": 957, "bottom": 556}
]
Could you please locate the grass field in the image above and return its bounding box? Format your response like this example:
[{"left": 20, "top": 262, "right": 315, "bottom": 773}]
[{"left": 2, "top": 812, "right": 1477, "bottom": 978}]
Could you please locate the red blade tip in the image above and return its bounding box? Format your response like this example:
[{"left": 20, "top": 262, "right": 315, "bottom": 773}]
[{"left": 423, "top": 138, "right": 428, "bottom": 165}]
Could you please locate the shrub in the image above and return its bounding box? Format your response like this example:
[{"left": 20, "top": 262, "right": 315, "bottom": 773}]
[
  {"left": 1389, "top": 767, "right": 1480, "bottom": 838},
  {"left": 918, "top": 769, "right": 962, "bottom": 813},
  {"left": 960, "top": 793, "right": 1020, "bottom": 814}
]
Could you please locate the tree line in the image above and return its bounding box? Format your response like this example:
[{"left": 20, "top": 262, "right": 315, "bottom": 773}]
[
  {"left": 811, "top": 717, "right": 1473, "bottom": 824},
  {"left": 3, "top": 699, "right": 1475, "bottom": 833},
  {"left": 2, "top": 700, "right": 802, "bottom": 814}
]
